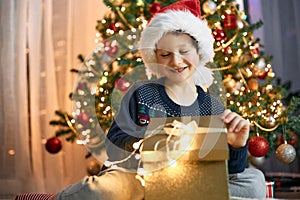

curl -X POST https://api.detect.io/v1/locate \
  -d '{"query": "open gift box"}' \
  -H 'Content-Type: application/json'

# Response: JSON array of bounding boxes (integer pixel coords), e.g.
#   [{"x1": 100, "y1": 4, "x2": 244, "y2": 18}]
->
[{"x1": 140, "y1": 116, "x2": 230, "y2": 200}]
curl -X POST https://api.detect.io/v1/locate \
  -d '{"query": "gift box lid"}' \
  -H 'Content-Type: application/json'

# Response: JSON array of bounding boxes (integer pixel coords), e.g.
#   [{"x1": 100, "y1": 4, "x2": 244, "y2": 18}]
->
[{"x1": 141, "y1": 116, "x2": 229, "y2": 162}]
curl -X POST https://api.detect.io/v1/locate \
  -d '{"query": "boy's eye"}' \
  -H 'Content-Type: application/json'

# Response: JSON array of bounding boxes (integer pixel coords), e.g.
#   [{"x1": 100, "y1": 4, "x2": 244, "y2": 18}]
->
[
  {"x1": 160, "y1": 53, "x2": 171, "y2": 57},
  {"x1": 180, "y1": 50, "x2": 189, "y2": 54}
]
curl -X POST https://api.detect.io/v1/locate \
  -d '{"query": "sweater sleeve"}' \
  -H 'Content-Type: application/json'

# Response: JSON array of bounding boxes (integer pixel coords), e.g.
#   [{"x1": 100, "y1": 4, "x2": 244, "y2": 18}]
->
[
  {"x1": 105, "y1": 84, "x2": 145, "y2": 162},
  {"x1": 227, "y1": 143, "x2": 248, "y2": 174}
]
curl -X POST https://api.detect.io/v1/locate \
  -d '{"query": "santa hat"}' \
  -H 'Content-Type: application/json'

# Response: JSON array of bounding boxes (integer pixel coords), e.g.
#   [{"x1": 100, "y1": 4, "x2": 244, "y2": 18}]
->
[{"x1": 139, "y1": 0, "x2": 215, "y2": 88}]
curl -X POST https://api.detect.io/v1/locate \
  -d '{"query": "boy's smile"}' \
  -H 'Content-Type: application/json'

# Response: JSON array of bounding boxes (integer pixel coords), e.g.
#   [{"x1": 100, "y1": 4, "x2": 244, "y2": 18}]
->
[{"x1": 155, "y1": 32, "x2": 199, "y2": 83}]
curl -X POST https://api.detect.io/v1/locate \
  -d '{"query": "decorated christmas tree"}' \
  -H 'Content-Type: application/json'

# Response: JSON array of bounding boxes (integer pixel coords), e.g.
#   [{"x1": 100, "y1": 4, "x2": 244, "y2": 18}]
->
[{"x1": 49, "y1": 0, "x2": 300, "y2": 167}]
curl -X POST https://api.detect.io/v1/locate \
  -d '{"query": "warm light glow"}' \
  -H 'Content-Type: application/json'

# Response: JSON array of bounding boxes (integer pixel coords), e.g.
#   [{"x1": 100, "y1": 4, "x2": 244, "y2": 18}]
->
[
  {"x1": 76, "y1": 101, "x2": 81, "y2": 108},
  {"x1": 119, "y1": 30, "x2": 124, "y2": 35},
  {"x1": 8, "y1": 149, "x2": 15, "y2": 155},
  {"x1": 133, "y1": 140, "x2": 143, "y2": 150}
]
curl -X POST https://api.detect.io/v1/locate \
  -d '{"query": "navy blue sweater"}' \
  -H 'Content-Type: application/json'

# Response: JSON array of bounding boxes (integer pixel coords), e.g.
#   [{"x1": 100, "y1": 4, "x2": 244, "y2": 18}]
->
[{"x1": 106, "y1": 78, "x2": 247, "y2": 174}]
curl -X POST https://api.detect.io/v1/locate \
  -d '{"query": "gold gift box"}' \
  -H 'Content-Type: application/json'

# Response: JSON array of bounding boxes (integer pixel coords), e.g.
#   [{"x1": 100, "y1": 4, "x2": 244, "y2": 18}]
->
[{"x1": 141, "y1": 116, "x2": 230, "y2": 200}]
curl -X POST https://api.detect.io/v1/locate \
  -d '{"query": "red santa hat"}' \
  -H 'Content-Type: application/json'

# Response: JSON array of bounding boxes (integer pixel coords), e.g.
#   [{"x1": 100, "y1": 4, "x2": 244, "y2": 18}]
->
[{"x1": 140, "y1": 0, "x2": 215, "y2": 88}]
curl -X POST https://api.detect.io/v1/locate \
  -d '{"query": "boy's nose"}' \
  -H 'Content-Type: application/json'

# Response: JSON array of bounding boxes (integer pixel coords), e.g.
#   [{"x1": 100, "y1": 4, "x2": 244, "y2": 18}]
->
[{"x1": 171, "y1": 53, "x2": 184, "y2": 67}]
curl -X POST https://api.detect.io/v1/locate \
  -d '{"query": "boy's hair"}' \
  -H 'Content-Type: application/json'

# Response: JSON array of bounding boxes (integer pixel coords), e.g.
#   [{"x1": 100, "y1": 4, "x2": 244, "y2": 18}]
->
[{"x1": 139, "y1": 0, "x2": 215, "y2": 88}]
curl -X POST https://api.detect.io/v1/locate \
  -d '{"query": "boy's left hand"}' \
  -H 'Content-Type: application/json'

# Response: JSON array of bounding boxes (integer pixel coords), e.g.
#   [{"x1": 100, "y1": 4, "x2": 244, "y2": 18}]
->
[{"x1": 220, "y1": 109, "x2": 250, "y2": 148}]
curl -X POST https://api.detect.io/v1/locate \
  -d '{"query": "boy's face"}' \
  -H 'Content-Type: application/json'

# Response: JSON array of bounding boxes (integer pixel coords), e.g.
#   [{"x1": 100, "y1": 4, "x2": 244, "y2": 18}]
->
[{"x1": 155, "y1": 32, "x2": 200, "y2": 83}]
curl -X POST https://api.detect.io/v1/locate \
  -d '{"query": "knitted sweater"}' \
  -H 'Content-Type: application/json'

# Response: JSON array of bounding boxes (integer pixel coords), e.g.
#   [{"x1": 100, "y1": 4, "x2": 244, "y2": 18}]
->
[{"x1": 106, "y1": 78, "x2": 247, "y2": 174}]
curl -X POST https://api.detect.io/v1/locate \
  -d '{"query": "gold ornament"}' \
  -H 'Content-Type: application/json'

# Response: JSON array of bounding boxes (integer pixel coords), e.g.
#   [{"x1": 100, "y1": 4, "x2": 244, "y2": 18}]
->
[
  {"x1": 276, "y1": 143, "x2": 296, "y2": 164},
  {"x1": 247, "y1": 78, "x2": 258, "y2": 91},
  {"x1": 202, "y1": 0, "x2": 217, "y2": 14},
  {"x1": 223, "y1": 75, "x2": 236, "y2": 92},
  {"x1": 261, "y1": 114, "x2": 277, "y2": 129},
  {"x1": 230, "y1": 55, "x2": 239, "y2": 64}
]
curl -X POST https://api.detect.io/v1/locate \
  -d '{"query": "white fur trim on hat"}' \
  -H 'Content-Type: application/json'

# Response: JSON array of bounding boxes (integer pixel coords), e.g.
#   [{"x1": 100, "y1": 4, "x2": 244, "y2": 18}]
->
[{"x1": 139, "y1": 10, "x2": 215, "y2": 88}]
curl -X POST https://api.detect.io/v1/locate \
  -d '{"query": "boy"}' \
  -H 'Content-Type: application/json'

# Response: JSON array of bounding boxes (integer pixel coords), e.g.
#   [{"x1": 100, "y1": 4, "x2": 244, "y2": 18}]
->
[{"x1": 56, "y1": 0, "x2": 266, "y2": 199}]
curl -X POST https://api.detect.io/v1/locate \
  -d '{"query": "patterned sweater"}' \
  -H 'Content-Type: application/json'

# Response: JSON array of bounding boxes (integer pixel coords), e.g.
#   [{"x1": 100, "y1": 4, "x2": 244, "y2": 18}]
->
[{"x1": 106, "y1": 78, "x2": 247, "y2": 174}]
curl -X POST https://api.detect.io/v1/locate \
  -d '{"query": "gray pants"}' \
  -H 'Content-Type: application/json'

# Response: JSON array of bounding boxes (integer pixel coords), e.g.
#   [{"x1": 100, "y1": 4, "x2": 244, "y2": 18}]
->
[{"x1": 56, "y1": 168, "x2": 266, "y2": 200}]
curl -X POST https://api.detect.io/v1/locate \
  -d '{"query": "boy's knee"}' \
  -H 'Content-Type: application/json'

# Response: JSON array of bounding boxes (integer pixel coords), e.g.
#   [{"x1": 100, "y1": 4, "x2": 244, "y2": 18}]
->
[
  {"x1": 247, "y1": 168, "x2": 267, "y2": 197},
  {"x1": 229, "y1": 168, "x2": 267, "y2": 198}
]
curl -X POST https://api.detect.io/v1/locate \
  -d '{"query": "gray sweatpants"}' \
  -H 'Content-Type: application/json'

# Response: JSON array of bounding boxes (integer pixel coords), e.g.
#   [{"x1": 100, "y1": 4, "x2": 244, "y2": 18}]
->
[{"x1": 56, "y1": 168, "x2": 266, "y2": 200}]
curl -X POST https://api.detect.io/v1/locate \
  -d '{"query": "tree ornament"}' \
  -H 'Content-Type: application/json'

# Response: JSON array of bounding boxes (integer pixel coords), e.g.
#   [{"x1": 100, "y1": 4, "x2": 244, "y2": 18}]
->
[
  {"x1": 223, "y1": 75, "x2": 236, "y2": 92},
  {"x1": 107, "y1": 45, "x2": 118, "y2": 57},
  {"x1": 86, "y1": 160, "x2": 101, "y2": 175},
  {"x1": 247, "y1": 78, "x2": 258, "y2": 91},
  {"x1": 104, "y1": 40, "x2": 119, "y2": 57},
  {"x1": 76, "y1": 82, "x2": 87, "y2": 91},
  {"x1": 45, "y1": 137, "x2": 62, "y2": 154},
  {"x1": 223, "y1": 13, "x2": 237, "y2": 29},
  {"x1": 255, "y1": 58, "x2": 268, "y2": 79},
  {"x1": 249, "y1": 155, "x2": 265, "y2": 167},
  {"x1": 77, "y1": 112, "x2": 90, "y2": 126},
  {"x1": 248, "y1": 136, "x2": 269, "y2": 157},
  {"x1": 257, "y1": 69, "x2": 269, "y2": 80},
  {"x1": 262, "y1": 114, "x2": 276, "y2": 129},
  {"x1": 108, "y1": 23, "x2": 119, "y2": 32},
  {"x1": 202, "y1": 0, "x2": 217, "y2": 14},
  {"x1": 256, "y1": 58, "x2": 266, "y2": 71},
  {"x1": 276, "y1": 143, "x2": 296, "y2": 164},
  {"x1": 278, "y1": 131, "x2": 299, "y2": 147},
  {"x1": 114, "y1": 77, "x2": 130, "y2": 92},
  {"x1": 286, "y1": 130, "x2": 298, "y2": 146},
  {"x1": 250, "y1": 47, "x2": 259, "y2": 58},
  {"x1": 223, "y1": 46, "x2": 232, "y2": 55},
  {"x1": 212, "y1": 29, "x2": 226, "y2": 42},
  {"x1": 149, "y1": 2, "x2": 163, "y2": 16}
]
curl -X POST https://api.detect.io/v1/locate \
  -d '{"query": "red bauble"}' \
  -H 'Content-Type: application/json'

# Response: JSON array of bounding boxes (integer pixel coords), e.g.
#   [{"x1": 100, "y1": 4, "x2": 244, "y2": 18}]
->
[
  {"x1": 251, "y1": 47, "x2": 259, "y2": 57},
  {"x1": 106, "y1": 45, "x2": 118, "y2": 57},
  {"x1": 149, "y1": 2, "x2": 163, "y2": 15},
  {"x1": 278, "y1": 131, "x2": 299, "y2": 147},
  {"x1": 223, "y1": 46, "x2": 232, "y2": 55},
  {"x1": 212, "y1": 29, "x2": 226, "y2": 42},
  {"x1": 257, "y1": 70, "x2": 268, "y2": 79},
  {"x1": 77, "y1": 112, "x2": 90, "y2": 125},
  {"x1": 115, "y1": 77, "x2": 130, "y2": 92},
  {"x1": 109, "y1": 23, "x2": 118, "y2": 32},
  {"x1": 248, "y1": 136, "x2": 269, "y2": 157},
  {"x1": 46, "y1": 137, "x2": 62, "y2": 154},
  {"x1": 287, "y1": 131, "x2": 298, "y2": 146},
  {"x1": 223, "y1": 14, "x2": 237, "y2": 29},
  {"x1": 76, "y1": 82, "x2": 87, "y2": 91}
]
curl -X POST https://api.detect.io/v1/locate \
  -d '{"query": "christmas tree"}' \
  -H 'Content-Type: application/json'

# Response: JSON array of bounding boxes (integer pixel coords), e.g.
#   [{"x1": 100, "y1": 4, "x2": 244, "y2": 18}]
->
[{"x1": 49, "y1": 0, "x2": 300, "y2": 165}]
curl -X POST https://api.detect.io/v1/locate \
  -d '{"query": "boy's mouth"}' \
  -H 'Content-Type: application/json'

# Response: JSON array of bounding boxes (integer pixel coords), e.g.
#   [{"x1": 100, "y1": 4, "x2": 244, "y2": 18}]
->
[{"x1": 168, "y1": 66, "x2": 188, "y2": 73}]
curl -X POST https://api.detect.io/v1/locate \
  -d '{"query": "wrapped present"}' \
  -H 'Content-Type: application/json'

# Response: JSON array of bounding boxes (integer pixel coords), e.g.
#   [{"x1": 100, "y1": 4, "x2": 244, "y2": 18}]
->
[
  {"x1": 265, "y1": 181, "x2": 274, "y2": 198},
  {"x1": 140, "y1": 116, "x2": 229, "y2": 200}
]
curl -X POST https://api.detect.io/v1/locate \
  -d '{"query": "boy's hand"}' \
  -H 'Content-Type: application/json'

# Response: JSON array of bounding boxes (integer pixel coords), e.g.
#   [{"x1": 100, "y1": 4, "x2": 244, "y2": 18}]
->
[{"x1": 220, "y1": 109, "x2": 250, "y2": 148}]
